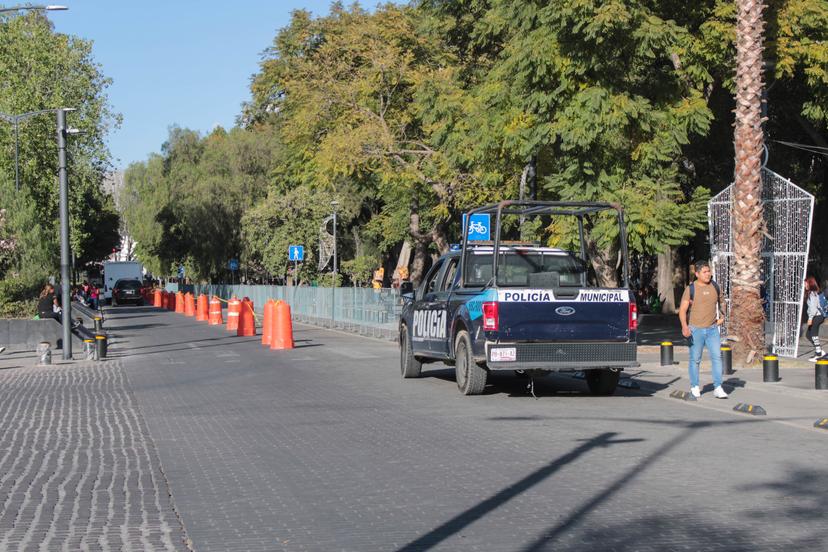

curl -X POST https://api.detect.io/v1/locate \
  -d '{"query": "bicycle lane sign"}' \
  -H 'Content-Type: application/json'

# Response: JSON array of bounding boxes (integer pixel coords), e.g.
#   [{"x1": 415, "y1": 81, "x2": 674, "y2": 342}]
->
[{"x1": 462, "y1": 213, "x2": 490, "y2": 241}]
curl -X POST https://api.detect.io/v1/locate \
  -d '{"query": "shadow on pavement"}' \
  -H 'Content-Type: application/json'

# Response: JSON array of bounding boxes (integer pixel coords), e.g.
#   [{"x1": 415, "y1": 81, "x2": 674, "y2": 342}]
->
[
  {"x1": 420, "y1": 368, "x2": 669, "y2": 398},
  {"x1": 396, "y1": 432, "x2": 644, "y2": 552}
]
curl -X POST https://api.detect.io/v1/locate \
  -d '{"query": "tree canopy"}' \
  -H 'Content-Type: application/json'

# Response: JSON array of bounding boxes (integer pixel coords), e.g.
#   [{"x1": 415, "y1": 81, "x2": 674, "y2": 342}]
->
[
  {"x1": 0, "y1": 12, "x2": 121, "y2": 284},
  {"x1": 121, "y1": 0, "x2": 828, "y2": 288}
]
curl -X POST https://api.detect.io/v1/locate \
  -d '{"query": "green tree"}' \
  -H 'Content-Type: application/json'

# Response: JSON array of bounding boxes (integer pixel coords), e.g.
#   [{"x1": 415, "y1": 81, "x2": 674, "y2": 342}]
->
[{"x1": 0, "y1": 12, "x2": 120, "y2": 282}]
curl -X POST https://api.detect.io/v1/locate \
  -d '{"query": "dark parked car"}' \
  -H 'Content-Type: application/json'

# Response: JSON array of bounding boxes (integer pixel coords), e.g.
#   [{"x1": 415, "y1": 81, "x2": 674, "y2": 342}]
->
[{"x1": 112, "y1": 278, "x2": 144, "y2": 306}]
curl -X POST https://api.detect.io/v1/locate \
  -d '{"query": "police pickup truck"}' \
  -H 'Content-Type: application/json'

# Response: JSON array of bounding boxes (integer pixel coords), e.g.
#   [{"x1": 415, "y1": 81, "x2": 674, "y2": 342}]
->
[{"x1": 399, "y1": 201, "x2": 638, "y2": 395}]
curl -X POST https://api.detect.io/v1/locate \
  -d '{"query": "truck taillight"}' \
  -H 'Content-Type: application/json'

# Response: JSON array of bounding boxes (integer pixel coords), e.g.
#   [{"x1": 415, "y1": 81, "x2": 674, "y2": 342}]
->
[
  {"x1": 629, "y1": 301, "x2": 638, "y2": 331},
  {"x1": 482, "y1": 302, "x2": 499, "y2": 331}
]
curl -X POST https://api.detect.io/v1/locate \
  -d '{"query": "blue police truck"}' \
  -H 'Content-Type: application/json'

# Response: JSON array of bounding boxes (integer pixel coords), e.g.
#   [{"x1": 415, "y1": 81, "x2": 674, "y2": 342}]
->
[{"x1": 399, "y1": 201, "x2": 638, "y2": 395}]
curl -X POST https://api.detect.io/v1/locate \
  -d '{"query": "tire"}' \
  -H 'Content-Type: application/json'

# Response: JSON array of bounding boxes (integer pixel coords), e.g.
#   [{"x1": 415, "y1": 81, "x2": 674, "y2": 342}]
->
[
  {"x1": 454, "y1": 331, "x2": 487, "y2": 395},
  {"x1": 585, "y1": 369, "x2": 620, "y2": 396},
  {"x1": 137, "y1": 299, "x2": 144, "y2": 307},
  {"x1": 400, "y1": 325, "x2": 422, "y2": 379}
]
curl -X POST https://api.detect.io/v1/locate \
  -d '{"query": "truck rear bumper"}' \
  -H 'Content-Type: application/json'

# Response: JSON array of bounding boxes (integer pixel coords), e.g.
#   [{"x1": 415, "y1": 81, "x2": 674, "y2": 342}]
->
[{"x1": 484, "y1": 341, "x2": 638, "y2": 371}]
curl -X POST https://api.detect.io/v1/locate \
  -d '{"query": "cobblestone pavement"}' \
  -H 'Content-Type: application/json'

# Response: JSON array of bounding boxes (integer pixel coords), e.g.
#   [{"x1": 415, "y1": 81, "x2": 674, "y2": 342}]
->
[
  {"x1": 0, "y1": 361, "x2": 190, "y2": 551},
  {"x1": 3, "y1": 305, "x2": 828, "y2": 552},
  {"x1": 105, "y1": 307, "x2": 828, "y2": 552}
]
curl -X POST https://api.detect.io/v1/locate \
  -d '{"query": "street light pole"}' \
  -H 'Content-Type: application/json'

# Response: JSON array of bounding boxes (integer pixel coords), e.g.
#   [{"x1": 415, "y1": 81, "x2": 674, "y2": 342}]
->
[
  {"x1": 1, "y1": 109, "x2": 66, "y2": 192},
  {"x1": 331, "y1": 200, "x2": 339, "y2": 327},
  {"x1": 57, "y1": 108, "x2": 71, "y2": 360}
]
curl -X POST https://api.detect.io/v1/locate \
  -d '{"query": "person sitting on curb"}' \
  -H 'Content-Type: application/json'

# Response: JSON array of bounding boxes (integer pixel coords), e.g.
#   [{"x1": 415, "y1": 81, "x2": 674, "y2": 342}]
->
[
  {"x1": 36, "y1": 284, "x2": 61, "y2": 322},
  {"x1": 678, "y1": 261, "x2": 729, "y2": 399}
]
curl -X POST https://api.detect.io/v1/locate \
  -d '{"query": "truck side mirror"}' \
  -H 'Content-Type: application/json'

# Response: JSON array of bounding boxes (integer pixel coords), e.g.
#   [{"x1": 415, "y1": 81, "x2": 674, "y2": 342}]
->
[{"x1": 400, "y1": 281, "x2": 414, "y2": 298}]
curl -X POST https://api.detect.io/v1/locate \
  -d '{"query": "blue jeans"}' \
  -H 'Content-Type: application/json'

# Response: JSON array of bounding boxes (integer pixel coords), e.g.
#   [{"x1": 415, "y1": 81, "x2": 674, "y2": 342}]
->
[{"x1": 688, "y1": 325, "x2": 723, "y2": 389}]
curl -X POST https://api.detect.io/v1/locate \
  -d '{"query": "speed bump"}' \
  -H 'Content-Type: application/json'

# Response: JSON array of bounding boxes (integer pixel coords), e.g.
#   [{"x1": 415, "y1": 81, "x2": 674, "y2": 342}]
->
[
  {"x1": 814, "y1": 418, "x2": 828, "y2": 430},
  {"x1": 733, "y1": 402, "x2": 766, "y2": 416},
  {"x1": 670, "y1": 390, "x2": 697, "y2": 402}
]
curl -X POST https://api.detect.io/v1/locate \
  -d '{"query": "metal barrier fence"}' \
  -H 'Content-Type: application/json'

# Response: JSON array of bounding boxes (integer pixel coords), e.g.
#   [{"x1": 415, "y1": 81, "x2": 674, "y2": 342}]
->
[{"x1": 164, "y1": 283, "x2": 402, "y2": 341}]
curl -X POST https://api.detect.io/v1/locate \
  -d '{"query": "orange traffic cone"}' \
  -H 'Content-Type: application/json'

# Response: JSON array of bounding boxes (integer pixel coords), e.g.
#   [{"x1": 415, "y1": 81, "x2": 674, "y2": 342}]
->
[
  {"x1": 153, "y1": 289, "x2": 162, "y2": 307},
  {"x1": 209, "y1": 296, "x2": 223, "y2": 325},
  {"x1": 226, "y1": 296, "x2": 241, "y2": 331},
  {"x1": 238, "y1": 297, "x2": 256, "y2": 337},
  {"x1": 262, "y1": 300, "x2": 275, "y2": 346},
  {"x1": 184, "y1": 292, "x2": 196, "y2": 316},
  {"x1": 196, "y1": 294, "x2": 208, "y2": 321},
  {"x1": 271, "y1": 300, "x2": 294, "y2": 350},
  {"x1": 175, "y1": 291, "x2": 185, "y2": 313}
]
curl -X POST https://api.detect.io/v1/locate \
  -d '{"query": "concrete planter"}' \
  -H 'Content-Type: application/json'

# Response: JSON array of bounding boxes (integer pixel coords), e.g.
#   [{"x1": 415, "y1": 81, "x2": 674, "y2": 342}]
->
[{"x1": 0, "y1": 318, "x2": 79, "y2": 351}]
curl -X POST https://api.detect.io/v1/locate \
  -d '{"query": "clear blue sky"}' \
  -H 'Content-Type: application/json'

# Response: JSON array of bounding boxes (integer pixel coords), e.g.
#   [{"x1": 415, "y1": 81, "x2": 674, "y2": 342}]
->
[{"x1": 51, "y1": 1, "x2": 363, "y2": 170}]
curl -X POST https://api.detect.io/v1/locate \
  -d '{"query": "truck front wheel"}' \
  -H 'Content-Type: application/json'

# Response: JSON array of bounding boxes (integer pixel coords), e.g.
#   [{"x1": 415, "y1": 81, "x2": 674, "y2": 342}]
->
[
  {"x1": 585, "y1": 369, "x2": 620, "y2": 396},
  {"x1": 454, "y1": 331, "x2": 487, "y2": 395},
  {"x1": 400, "y1": 325, "x2": 422, "y2": 379}
]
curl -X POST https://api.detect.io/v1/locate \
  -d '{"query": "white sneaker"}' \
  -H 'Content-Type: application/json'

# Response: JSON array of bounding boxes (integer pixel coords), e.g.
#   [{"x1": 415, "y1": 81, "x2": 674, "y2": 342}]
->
[
  {"x1": 713, "y1": 386, "x2": 729, "y2": 399},
  {"x1": 808, "y1": 355, "x2": 822, "y2": 362},
  {"x1": 690, "y1": 386, "x2": 701, "y2": 398},
  {"x1": 0, "y1": 347, "x2": 5, "y2": 354}
]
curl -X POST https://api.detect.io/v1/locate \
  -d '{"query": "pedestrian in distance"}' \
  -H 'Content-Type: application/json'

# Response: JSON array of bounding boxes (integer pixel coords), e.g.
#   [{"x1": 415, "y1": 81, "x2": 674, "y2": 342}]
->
[
  {"x1": 36, "y1": 284, "x2": 61, "y2": 322},
  {"x1": 678, "y1": 261, "x2": 729, "y2": 399},
  {"x1": 804, "y1": 276, "x2": 827, "y2": 361},
  {"x1": 89, "y1": 284, "x2": 99, "y2": 310}
]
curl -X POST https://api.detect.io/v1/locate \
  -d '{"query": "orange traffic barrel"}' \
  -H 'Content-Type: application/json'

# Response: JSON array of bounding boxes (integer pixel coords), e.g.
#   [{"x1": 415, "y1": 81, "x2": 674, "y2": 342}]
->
[
  {"x1": 184, "y1": 292, "x2": 196, "y2": 317},
  {"x1": 238, "y1": 297, "x2": 256, "y2": 336},
  {"x1": 226, "y1": 296, "x2": 241, "y2": 331},
  {"x1": 262, "y1": 300, "x2": 275, "y2": 346},
  {"x1": 209, "y1": 296, "x2": 223, "y2": 325},
  {"x1": 161, "y1": 291, "x2": 169, "y2": 309},
  {"x1": 153, "y1": 289, "x2": 162, "y2": 307},
  {"x1": 196, "y1": 294, "x2": 208, "y2": 321},
  {"x1": 271, "y1": 300, "x2": 294, "y2": 350},
  {"x1": 175, "y1": 291, "x2": 185, "y2": 313}
]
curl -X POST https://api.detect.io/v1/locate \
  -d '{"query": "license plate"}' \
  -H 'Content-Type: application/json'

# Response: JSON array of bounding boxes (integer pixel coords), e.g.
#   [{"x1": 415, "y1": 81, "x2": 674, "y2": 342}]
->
[
  {"x1": 125, "y1": 290, "x2": 134, "y2": 295},
  {"x1": 490, "y1": 347, "x2": 516, "y2": 362}
]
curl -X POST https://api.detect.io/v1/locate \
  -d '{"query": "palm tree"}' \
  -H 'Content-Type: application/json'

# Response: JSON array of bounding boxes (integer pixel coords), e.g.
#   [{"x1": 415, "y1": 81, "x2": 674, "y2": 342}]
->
[{"x1": 730, "y1": 0, "x2": 767, "y2": 364}]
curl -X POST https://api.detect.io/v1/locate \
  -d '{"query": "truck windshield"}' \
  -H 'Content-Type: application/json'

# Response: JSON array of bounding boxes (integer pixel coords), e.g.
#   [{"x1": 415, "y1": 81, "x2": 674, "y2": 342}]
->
[{"x1": 464, "y1": 250, "x2": 589, "y2": 288}]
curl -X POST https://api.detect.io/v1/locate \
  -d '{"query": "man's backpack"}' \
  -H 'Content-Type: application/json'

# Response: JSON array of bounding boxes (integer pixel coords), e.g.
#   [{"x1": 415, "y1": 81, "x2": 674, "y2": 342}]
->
[{"x1": 689, "y1": 280, "x2": 721, "y2": 303}]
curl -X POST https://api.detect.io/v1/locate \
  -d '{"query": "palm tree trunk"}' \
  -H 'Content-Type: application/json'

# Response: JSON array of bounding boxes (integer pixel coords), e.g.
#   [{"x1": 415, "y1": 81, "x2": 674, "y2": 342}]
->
[{"x1": 731, "y1": 0, "x2": 767, "y2": 364}]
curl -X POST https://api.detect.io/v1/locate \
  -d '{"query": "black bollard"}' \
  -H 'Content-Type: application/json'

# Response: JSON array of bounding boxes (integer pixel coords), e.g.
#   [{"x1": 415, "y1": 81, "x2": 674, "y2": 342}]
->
[
  {"x1": 721, "y1": 346, "x2": 733, "y2": 375},
  {"x1": 816, "y1": 359, "x2": 828, "y2": 390},
  {"x1": 95, "y1": 334, "x2": 107, "y2": 360},
  {"x1": 94, "y1": 316, "x2": 103, "y2": 332},
  {"x1": 660, "y1": 341, "x2": 674, "y2": 366},
  {"x1": 763, "y1": 355, "x2": 779, "y2": 382}
]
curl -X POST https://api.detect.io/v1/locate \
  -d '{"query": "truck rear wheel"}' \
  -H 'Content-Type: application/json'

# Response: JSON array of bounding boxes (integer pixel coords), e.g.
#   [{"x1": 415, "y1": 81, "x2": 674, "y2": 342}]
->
[
  {"x1": 585, "y1": 369, "x2": 620, "y2": 396},
  {"x1": 400, "y1": 325, "x2": 422, "y2": 379},
  {"x1": 455, "y1": 331, "x2": 486, "y2": 395}
]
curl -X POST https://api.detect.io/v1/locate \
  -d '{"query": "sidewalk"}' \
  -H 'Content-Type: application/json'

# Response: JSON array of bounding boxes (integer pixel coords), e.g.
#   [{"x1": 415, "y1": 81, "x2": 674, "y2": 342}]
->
[{"x1": 625, "y1": 346, "x2": 828, "y2": 434}]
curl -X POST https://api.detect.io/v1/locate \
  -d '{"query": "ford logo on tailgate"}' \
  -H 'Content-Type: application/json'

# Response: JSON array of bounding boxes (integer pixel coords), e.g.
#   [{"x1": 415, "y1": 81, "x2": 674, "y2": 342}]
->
[{"x1": 555, "y1": 306, "x2": 576, "y2": 316}]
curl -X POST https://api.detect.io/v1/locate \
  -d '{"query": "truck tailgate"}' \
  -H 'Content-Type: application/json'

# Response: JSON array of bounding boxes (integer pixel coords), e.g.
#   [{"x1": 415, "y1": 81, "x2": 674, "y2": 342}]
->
[{"x1": 495, "y1": 289, "x2": 631, "y2": 341}]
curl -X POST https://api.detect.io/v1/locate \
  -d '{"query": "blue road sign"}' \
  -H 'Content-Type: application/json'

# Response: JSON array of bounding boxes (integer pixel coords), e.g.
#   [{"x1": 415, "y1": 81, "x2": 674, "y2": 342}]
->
[
  {"x1": 289, "y1": 245, "x2": 304, "y2": 262},
  {"x1": 228, "y1": 259, "x2": 239, "y2": 271},
  {"x1": 463, "y1": 213, "x2": 491, "y2": 241}
]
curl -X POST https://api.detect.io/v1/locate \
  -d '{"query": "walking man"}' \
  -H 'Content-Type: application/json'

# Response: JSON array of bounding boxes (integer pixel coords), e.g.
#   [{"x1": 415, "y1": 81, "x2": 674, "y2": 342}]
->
[{"x1": 678, "y1": 261, "x2": 729, "y2": 399}]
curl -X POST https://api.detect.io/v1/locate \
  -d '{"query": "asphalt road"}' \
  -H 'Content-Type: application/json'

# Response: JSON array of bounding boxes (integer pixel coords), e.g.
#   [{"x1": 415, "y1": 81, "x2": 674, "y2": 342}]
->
[
  {"x1": 2, "y1": 305, "x2": 827, "y2": 552},
  {"x1": 94, "y1": 305, "x2": 828, "y2": 552}
]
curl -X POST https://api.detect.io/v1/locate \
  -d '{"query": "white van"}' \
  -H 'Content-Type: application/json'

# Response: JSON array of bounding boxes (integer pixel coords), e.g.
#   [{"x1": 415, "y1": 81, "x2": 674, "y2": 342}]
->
[{"x1": 102, "y1": 261, "x2": 144, "y2": 302}]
